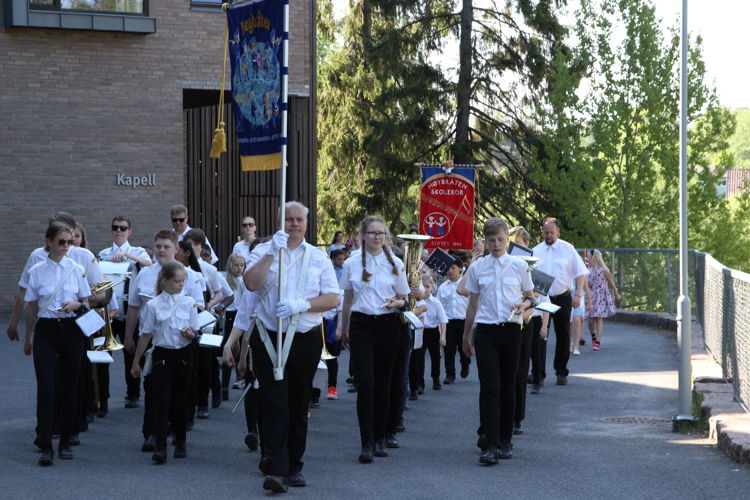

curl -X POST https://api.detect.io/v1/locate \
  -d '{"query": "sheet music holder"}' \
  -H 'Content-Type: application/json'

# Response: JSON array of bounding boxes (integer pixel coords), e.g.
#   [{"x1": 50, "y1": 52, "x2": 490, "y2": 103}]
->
[
  {"x1": 197, "y1": 310, "x2": 217, "y2": 331},
  {"x1": 530, "y1": 268, "x2": 555, "y2": 296},
  {"x1": 509, "y1": 241, "x2": 533, "y2": 258},
  {"x1": 424, "y1": 248, "x2": 458, "y2": 276},
  {"x1": 535, "y1": 302, "x2": 561, "y2": 314},
  {"x1": 87, "y1": 351, "x2": 114, "y2": 364},
  {"x1": 199, "y1": 333, "x2": 223, "y2": 348}
]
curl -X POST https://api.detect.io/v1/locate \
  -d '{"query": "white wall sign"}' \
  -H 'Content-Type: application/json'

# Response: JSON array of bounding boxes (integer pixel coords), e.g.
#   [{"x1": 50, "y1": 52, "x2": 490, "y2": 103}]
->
[{"x1": 116, "y1": 173, "x2": 156, "y2": 189}]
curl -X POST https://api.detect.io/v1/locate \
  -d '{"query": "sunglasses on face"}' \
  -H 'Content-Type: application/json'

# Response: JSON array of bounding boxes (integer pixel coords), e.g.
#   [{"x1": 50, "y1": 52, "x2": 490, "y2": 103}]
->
[
  {"x1": 365, "y1": 232, "x2": 387, "y2": 238},
  {"x1": 242, "y1": 222, "x2": 255, "y2": 227},
  {"x1": 111, "y1": 225, "x2": 130, "y2": 232},
  {"x1": 58, "y1": 239, "x2": 75, "y2": 246},
  {"x1": 171, "y1": 218, "x2": 186, "y2": 223}
]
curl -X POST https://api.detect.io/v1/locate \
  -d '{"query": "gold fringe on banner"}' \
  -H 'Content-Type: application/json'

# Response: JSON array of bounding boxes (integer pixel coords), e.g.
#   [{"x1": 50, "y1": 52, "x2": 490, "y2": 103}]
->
[
  {"x1": 241, "y1": 153, "x2": 283, "y2": 171},
  {"x1": 210, "y1": 10, "x2": 229, "y2": 159}
]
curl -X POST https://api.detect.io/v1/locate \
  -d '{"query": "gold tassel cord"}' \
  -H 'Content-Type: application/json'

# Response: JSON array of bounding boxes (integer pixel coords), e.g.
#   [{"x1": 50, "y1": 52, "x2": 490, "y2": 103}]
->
[{"x1": 211, "y1": 10, "x2": 229, "y2": 159}]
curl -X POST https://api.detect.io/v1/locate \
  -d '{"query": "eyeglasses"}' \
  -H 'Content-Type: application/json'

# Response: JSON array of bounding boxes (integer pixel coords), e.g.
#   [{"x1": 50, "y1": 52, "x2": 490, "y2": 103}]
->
[
  {"x1": 171, "y1": 217, "x2": 186, "y2": 223},
  {"x1": 365, "y1": 231, "x2": 387, "y2": 238},
  {"x1": 111, "y1": 225, "x2": 130, "y2": 232},
  {"x1": 242, "y1": 222, "x2": 255, "y2": 227},
  {"x1": 57, "y1": 239, "x2": 75, "y2": 246}
]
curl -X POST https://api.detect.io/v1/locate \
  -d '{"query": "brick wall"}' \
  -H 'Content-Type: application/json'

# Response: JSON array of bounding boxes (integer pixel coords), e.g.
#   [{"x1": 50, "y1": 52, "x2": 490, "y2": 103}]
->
[{"x1": 0, "y1": 0, "x2": 314, "y2": 313}]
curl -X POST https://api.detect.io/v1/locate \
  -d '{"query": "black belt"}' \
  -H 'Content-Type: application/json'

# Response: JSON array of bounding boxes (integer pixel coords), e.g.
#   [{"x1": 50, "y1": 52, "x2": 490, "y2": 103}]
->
[
  {"x1": 351, "y1": 311, "x2": 399, "y2": 322},
  {"x1": 37, "y1": 317, "x2": 76, "y2": 323},
  {"x1": 550, "y1": 290, "x2": 571, "y2": 299}
]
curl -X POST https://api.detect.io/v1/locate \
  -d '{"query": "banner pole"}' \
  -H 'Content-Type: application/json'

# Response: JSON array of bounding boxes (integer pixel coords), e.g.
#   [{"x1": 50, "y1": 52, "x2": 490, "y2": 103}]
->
[{"x1": 273, "y1": 0, "x2": 290, "y2": 381}]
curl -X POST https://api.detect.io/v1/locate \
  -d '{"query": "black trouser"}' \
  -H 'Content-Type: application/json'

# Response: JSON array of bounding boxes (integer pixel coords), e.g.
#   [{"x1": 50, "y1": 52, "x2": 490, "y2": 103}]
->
[
  {"x1": 194, "y1": 341, "x2": 212, "y2": 410},
  {"x1": 250, "y1": 325, "x2": 321, "y2": 477},
  {"x1": 422, "y1": 327, "x2": 442, "y2": 383},
  {"x1": 530, "y1": 316, "x2": 547, "y2": 384},
  {"x1": 409, "y1": 344, "x2": 425, "y2": 394},
  {"x1": 444, "y1": 319, "x2": 469, "y2": 378},
  {"x1": 349, "y1": 312, "x2": 401, "y2": 446},
  {"x1": 387, "y1": 322, "x2": 411, "y2": 434},
  {"x1": 515, "y1": 320, "x2": 534, "y2": 425},
  {"x1": 33, "y1": 318, "x2": 84, "y2": 450},
  {"x1": 77, "y1": 351, "x2": 91, "y2": 431},
  {"x1": 116, "y1": 319, "x2": 140, "y2": 400},
  {"x1": 221, "y1": 310, "x2": 238, "y2": 389},
  {"x1": 325, "y1": 356, "x2": 338, "y2": 388},
  {"x1": 550, "y1": 292, "x2": 573, "y2": 376},
  {"x1": 474, "y1": 322, "x2": 522, "y2": 447},
  {"x1": 151, "y1": 345, "x2": 193, "y2": 449}
]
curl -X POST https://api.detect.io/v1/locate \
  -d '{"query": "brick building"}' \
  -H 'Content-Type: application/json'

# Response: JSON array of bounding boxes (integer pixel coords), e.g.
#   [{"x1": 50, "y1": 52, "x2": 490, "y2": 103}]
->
[{"x1": 0, "y1": 0, "x2": 317, "y2": 313}]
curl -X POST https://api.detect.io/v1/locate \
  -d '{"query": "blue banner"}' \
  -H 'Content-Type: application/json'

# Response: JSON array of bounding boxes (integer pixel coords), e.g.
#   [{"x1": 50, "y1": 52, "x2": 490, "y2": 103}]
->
[{"x1": 227, "y1": 0, "x2": 284, "y2": 171}]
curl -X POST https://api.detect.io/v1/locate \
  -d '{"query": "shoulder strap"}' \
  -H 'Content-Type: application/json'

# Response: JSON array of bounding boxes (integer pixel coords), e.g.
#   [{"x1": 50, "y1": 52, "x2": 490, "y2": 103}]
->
[
  {"x1": 260, "y1": 249, "x2": 306, "y2": 300},
  {"x1": 38, "y1": 265, "x2": 78, "y2": 317},
  {"x1": 152, "y1": 297, "x2": 183, "y2": 345}
]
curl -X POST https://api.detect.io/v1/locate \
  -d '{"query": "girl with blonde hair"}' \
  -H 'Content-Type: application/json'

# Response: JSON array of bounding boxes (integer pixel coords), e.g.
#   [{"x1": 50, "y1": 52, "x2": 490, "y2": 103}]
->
[{"x1": 584, "y1": 250, "x2": 622, "y2": 350}]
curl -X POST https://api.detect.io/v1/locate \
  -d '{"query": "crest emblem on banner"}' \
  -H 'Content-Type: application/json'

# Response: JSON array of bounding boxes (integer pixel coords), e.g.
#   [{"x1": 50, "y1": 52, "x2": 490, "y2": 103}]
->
[{"x1": 419, "y1": 167, "x2": 475, "y2": 250}]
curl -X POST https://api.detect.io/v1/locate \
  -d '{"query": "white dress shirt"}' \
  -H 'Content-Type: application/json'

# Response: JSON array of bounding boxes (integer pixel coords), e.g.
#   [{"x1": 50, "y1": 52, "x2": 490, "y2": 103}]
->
[
  {"x1": 225, "y1": 277, "x2": 245, "y2": 313},
  {"x1": 176, "y1": 225, "x2": 218, "y2": 264},
  {"x1": 247, "y1": 240, "x2": 339, "y2": 333},
  {"x1": 98, "y1": 241, "x2": 149, "y2": 264},
  {"x1": 20, "y1": 246, "x2": 103, "y2": 289},
  {"x1": 232, "y1": 240, "x2": 254, "y2": 264},
  {"x1": 127, "y1": 262, "x2": 206, "y2": 309},
  {"x1": 436, "y1": 276, "x2": 469, "y2": 320},
  {"x1": 340, "y1": 250, "x2": 410, "y2": 315},
  {"x1": 232, "y1": 287, "x2": 258, "y2": 332},
  {"x1": 25, "y1": 256, "x2": 91, "y2": 318},
  {"x1": 531, "y1": 239, "x2": 588, "y2": 297},
  {"x1": 139, "y1": 293, "x2": 199, "y2": 349},
  {"x1": 421, "y1": 295, "x2": 448, "y2": 329},
  {"x1": 198, "y1": 260, "x2": 223, "y2": 294},
  {"x1": 464, "y1": 253, "x2": 534, "y2": 325}
]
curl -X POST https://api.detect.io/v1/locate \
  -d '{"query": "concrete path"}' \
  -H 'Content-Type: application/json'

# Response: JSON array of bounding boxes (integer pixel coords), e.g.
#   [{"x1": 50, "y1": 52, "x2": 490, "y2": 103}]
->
[{"x1": 1, "y1": 317, "x2": 748, "y2": 499}]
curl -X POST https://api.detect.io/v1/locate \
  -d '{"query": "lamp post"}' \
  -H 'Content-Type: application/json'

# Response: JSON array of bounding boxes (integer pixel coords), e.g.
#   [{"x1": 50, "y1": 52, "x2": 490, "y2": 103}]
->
[{"x1": 674, "y1": 0, "x2": 696, "y2": 429}]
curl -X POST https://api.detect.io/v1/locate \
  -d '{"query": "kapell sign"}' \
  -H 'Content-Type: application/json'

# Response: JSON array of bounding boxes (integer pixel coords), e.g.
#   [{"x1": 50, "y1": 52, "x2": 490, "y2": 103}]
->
[{"x1": 116, "y1": 173, "x2": 156, "y2": 189}]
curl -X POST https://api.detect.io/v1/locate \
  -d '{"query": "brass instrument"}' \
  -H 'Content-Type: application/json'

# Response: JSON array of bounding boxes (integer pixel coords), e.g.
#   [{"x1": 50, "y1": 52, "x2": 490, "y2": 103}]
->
[
  {"x1": 397, "y1": 234, "x2": 432, "y2": 311},
  {"x1": 320, "y1": 320, "x2": 335, "y2": 361},
  {"x1": 90, "y1": 280, "x2": 125, "y2": 352}
]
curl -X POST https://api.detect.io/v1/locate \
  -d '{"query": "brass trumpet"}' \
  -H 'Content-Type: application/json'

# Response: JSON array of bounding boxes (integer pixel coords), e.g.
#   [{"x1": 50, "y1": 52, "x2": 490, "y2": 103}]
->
[
  {"x1": 397, "y1": 234, "x2": 432, "y2": 311},
  {"x1": 320, "y1": 319, "x2": 335, "y2": 361},
  {"x1": 90, "y1": 281, "x2": 124, "y2": 352}
]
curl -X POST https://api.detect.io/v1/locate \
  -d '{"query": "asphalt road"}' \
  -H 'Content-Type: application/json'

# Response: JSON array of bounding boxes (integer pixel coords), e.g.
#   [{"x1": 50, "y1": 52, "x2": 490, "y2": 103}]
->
[{"x1": 1, "y1": 317, "x2": 748, "y2": 499}]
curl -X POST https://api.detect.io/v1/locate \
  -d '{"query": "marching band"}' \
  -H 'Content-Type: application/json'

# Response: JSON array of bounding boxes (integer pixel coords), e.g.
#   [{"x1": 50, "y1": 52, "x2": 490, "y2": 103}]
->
[{"x1": 8, "y1": 205, "x2": 570, "y2": 492}]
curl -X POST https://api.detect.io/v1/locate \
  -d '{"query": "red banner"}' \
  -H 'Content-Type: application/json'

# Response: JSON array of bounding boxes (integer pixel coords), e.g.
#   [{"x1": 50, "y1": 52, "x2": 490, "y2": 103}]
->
[{"x1": 419, "y1": 167, "x2": 475, "y2": 250}]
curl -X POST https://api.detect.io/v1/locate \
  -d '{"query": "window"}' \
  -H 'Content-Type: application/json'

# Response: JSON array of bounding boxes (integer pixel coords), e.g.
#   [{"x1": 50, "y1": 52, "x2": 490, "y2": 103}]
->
[
  {"x1": 29, "y1": 1, "x2": 148, "y2": 15},
  {"x1": 191, "y1": 0, "x2": 224, "y2": 10}
]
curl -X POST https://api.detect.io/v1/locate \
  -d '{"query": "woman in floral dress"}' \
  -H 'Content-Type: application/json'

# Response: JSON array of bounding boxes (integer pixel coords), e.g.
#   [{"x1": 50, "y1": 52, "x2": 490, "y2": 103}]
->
[{"x1": 584, "y1": 250, "x2": 622, "y2": 350}]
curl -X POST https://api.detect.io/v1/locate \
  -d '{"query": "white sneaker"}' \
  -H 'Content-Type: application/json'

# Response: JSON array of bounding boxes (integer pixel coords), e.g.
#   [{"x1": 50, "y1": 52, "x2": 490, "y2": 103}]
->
[{"x1": 573, "y1": 349, "x2": 581, "y2": 356}]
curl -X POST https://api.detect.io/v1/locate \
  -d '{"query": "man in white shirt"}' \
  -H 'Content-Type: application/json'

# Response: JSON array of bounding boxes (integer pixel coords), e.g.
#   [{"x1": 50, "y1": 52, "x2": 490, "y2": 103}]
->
[
  {"x1": 531, "y1": 217, "x2": 588, "y2": 386},
  {"x1": 170, "y1": 204, "x2": 218, "y2": 264},
  {"x1": 244, "y1": 201, "x2": 339, "y2": 493}
]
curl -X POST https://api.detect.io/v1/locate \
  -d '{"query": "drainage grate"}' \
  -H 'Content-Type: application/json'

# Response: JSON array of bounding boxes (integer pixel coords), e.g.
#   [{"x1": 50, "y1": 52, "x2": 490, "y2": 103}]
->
[{"x1": 602, "y1": 417, "x2": 673, "y2": 424}]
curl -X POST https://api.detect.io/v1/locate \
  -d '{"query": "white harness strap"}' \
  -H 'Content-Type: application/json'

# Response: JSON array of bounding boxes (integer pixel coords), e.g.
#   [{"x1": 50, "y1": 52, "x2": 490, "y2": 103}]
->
[
  {"x1": 255, "y1": 244, "x2": 313, "y2": 380},
  {"x1": 38, "y1": 265, "x2": 76, "y2": 317}
]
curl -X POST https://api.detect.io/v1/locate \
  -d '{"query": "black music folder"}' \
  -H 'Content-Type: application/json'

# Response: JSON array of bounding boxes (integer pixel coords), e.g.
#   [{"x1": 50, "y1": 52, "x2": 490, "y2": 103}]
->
[
  {"x1": 424, "y1": 248, "x2": 458, "y2": 276},
  {"x1": 530, "y1": 268, "x2": 555, "y2": 296}
]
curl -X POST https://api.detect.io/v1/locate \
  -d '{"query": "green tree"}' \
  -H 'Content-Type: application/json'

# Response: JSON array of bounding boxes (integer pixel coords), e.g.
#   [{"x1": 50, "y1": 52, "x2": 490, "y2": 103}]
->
[{"x1": 727, "y1": 108, "x2": 750, "y2": 169}]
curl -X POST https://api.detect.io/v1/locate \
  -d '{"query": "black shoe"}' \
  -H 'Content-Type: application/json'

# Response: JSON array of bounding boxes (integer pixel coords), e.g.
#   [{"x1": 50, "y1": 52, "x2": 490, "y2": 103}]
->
[
  {"x1": 476, "y1": 434, "x2": 488, "y2": 451},
  {"x1": 212, "y1": 397, "x2": 221, "y2": 409},
  {"x1": 444, "y1": 376, "x2": 455, "y2": 385},
  {"x1": 347, "y1": 385, "x2": 358, "y2": 393},
  {"x1": 287, "y1": 470, "x2": 306, "y2": 487},
  {"x1": 527, "y1": 374, "x2": 534, "y2": 384},
  {"x1": 174, "y1": 442, "x2": 187, "y2": 458},
  {"x1": 152, "y1": 448, "x2": 167, "y2": 464},
  {"x1": 96, "y1": 401, "x2": 108, "y2": 418},
  {"x1": 244, "y1": 432, "x2": 259, "y2": 451},
  {"x1": 374, "y1": 439, "x2": 388, "y2": 457},
  {"x1": 530, "y1": 384, "x2": 541, "y2": 394},
  {"x1": 433, "y1": 381, "x2": 442, "y2": 390},
  {"x1": 460, "y1": 365, "x2": 470, "y2": 379},
  {"x1": 408, "y1": 392, "x2": 418, "y2": 401},
  {"x1": 124, "y1": 397, "x2": 139, "y2": 409},
  {"x1": 141, "y1": 434, "x2": 157, "y2": 452},
  {"x1": 33, "y1": 436, "x2": 43, "y2": 450},
  {"x1": 222, "y1": 387, "x2": 229, "y2": 401},
  {"x1": 556, "y1": 375, "x2": 568, "y2": 386},
  {"x1": 197, "y1": 407, "x2": 210, "y2": 419},
  {"x1": 498, "y1": 441, "x2": 513, "y2": 459},
  {"x1": 579, "y1": 338, "x2": 586, "y2": 346},
  {"x1": 310, "y1": 394, "x2": 320, "y2": 408},
  {"x1": 479, "y1": 446, "x2": 499, "y2": 465},
  {"x1": 67, "y1": 433, "x2": 80, "y2": 446},
  {"x1": 58, "y1": 444, "x2": 73, "y2": 460},
  {"x1": 513, "y1": 423, "x2": 523, "y2": 435},
  {"x1": 394, "y1": 419, "x2": 405, "y2": 433},
  {"x1": 346, "y1": 377, "x2": 355, "y2": 384},
  {"x1": 359, "y1": 445, "x2": 374, "y2": 463},
  {"x1": 385, "y1": 433, "x2": 400, "y2": 448},
  {"x1": 259, "y1": 456, "x2": 271, "y2": 474},
  {"x1": 263, "y1": 474, "x2": 288, "y2": 493},
  {"x1": 38, "y1": 449, "x2": 54, "y2": 466}
]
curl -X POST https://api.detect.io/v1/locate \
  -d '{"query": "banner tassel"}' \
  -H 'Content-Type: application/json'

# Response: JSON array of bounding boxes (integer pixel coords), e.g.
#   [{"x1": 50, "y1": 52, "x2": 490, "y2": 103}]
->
[{"x1": 211, "y1": 8, "x2": 230, "y2": 159}]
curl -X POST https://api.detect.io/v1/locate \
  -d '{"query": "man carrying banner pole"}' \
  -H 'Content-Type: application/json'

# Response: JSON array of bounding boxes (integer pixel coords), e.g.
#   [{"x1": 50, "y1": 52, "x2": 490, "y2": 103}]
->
[{"x1": 244, "y1": 202, "x2": 338, "y2": 492}]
